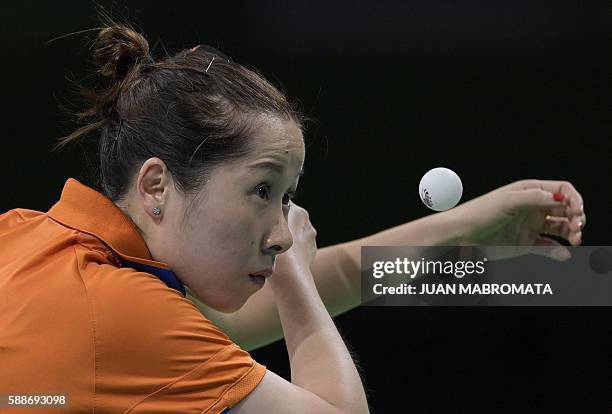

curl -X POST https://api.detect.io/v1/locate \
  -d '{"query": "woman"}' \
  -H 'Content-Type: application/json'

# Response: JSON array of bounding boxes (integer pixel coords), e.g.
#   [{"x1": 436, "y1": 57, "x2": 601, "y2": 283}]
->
[{"x1": 0, "y1": 22, "x2": 585, "y2": 413}]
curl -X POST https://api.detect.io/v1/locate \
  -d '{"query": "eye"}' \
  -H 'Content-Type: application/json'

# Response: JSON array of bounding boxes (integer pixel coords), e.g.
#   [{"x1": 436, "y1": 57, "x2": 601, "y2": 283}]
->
[
  {"x1": 256, "y1": 185, "x2": 297, "y2": 206},
  {"x1": 256, "y1": 185, "x2": 271, "y2": 201}
]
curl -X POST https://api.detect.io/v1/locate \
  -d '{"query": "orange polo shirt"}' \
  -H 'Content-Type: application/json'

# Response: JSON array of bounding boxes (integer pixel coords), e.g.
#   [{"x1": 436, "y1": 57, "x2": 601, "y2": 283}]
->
[{"x1": 0, "y1": 178, "x2": 266, "y2": 413}]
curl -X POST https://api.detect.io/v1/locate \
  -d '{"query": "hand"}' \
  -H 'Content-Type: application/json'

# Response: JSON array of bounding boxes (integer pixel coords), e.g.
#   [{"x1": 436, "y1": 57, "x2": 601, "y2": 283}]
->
[
  {"x1": 451, "y1": 179, "x2": 586, "y2": 260},
  {"x1": 274, "y1": 201, "x2": 318, "y2": 277}
]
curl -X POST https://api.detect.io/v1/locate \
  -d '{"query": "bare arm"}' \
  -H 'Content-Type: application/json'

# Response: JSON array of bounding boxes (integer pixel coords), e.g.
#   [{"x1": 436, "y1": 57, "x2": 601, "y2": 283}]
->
[
  {"x1": 193, "y1": 178, "x2": 588, "y2": 350},
  {"x1": 230, "y1": 203, "x2": 369, "y2": 413},
  {"x1": 190, "y1": 209, "x2": 465, "y2": 351}
]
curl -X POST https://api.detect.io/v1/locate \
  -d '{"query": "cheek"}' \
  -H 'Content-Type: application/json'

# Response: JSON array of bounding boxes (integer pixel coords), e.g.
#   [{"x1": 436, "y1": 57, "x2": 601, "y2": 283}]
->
[
  {"x1": 186, "y1": 210, "x2": 259, "y2": 263},
  {"x1": 209, "y1": 221, "x2": 254, "y2": 255},
  {"x1": 176, "y1": 212, "x2": 263, "y2": 312}
]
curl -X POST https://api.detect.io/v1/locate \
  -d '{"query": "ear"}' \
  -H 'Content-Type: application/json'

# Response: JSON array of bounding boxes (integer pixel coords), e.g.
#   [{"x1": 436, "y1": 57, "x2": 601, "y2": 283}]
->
[{"x1": 136, "y1": 157, "x2": 172, "y2": 221}]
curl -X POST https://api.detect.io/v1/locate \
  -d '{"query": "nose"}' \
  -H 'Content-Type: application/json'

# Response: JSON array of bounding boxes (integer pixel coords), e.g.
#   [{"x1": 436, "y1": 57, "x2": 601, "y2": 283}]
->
[{"x1": 263, "y1": 213, "x2": 293, "y2": 256}]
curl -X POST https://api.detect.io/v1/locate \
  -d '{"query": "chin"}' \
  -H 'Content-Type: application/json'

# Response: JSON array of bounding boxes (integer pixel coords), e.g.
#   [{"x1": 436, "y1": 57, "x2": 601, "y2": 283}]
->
[
  {"x1": 190, "y1": 289, "x2": 248, "y2": 314},
  {"x1": 214, "y1": 301, "x2": 245, "y2": 314}
]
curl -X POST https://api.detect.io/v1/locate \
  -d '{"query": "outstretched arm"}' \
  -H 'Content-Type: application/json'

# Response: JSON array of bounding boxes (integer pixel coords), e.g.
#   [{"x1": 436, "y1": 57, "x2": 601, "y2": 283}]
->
[{"x1": 190, "y1": 179, "x2": 586, "y2": 351}]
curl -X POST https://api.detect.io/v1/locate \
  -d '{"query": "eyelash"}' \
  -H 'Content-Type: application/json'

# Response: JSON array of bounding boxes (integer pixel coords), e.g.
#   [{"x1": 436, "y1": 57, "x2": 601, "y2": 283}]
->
[{"x1": 256, "y1": 185, "x2": 297, "y2": 206}]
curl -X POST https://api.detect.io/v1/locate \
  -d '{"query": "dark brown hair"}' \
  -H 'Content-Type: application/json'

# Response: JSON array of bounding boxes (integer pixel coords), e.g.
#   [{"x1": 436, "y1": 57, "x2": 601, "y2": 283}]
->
[{"x1": 55, "y1": 21, "x2": 303, "y2": 203}]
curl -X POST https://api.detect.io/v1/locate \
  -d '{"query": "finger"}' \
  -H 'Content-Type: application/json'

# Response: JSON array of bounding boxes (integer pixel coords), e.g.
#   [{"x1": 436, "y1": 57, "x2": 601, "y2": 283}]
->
[
  {"x1": 546, "y1": 203, "x2": 586, "y2": 233},
  {"x1": 507, "y1": 189, "x2": 584, "y2": 245},
  {"x1": 547, "y1": 205, "x2": 572, "y2": 217},
  {"x1": 545, "y1": 200, "x2": 586, "y2": 233},
  {"x1": 520, "y1": 180, "x2": 584, "y2": 217},
  {"x1": 542, "y1": 216, "x2": 572, "y2": 240},
  {"x1": 566, "y1": 203, "x2": 586, "y2": 231},
  {"x1": 502, "y1": 180, "x2": 586, "y2": 235},
  {"x1": 545, "y1": 205, "x2": 586, "y2": 232},
  {"x1": 566, "y1": 208, "x2": 586, "y2": 233},
  {"x1": 548, "y1": 207, "x2": 586, "y2": 233},
  {"x1": 508, "y1": 189, "x2": 569, "y2": 210},
  {"x1": 544, "y1": 215, "x2": 583, "y2": 245},
  {"x1": 543, "y1": 216, "x2": 582, "y2": 245},
  {"x1": 532, "y1": 236, "x2": 572, "y2": 261},
  {"x1": 547, "y1": 208, "x2": 586, "y2": 233},
  {"x1": 557, "y1": 182, "x2": 584, "y2": 218}
]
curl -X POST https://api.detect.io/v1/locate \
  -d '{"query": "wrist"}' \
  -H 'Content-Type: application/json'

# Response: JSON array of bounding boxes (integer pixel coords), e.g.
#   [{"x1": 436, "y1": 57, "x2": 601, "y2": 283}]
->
[
  {"x1": 435, "y1": 207, "x2": 472, "y2": 245},
  {"x1": 269, "y1": 260, "x2": 314, "y2": 290}
]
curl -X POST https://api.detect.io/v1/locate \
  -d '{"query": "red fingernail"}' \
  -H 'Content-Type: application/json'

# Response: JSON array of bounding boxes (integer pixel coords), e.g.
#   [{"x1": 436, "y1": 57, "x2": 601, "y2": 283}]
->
[{"x1": 553, "y1": 192, "x2": 565, "y2": 202}]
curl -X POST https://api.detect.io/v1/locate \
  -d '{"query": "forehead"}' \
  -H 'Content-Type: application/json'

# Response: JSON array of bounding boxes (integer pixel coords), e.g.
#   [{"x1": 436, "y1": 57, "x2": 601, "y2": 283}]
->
[{"x1": 244, "y1": 114, "x2": 305, "y2": 165}]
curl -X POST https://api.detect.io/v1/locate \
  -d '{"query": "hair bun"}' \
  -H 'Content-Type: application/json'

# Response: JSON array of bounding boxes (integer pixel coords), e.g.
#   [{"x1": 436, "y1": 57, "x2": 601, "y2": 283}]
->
[{"x1": 93, "y1": 24, "x2": 151, "y2": 80}]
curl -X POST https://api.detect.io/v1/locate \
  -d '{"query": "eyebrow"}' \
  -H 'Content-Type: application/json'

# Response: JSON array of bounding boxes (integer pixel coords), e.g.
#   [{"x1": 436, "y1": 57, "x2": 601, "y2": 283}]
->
[{"x1": 248, "y1": 161, "x2": 305, "y2": 177}]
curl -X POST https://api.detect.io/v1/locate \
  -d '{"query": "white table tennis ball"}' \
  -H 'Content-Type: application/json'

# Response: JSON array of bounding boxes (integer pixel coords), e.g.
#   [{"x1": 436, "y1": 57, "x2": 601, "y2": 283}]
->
[{"x1": 419, "y1": 167, "x2": 463, "y2": 211}]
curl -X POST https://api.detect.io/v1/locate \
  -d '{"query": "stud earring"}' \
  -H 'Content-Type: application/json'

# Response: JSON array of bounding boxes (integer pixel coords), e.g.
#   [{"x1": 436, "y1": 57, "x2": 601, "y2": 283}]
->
[{"x1": 152, "y1": 207, "x2": 162, "y2": 216}]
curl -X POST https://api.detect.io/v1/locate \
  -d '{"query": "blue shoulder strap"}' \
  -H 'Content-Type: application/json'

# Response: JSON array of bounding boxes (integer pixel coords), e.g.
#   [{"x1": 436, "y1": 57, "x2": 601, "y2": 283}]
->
[{"x1": 121, "y1": 259, "x2": 186, "y2": 297}]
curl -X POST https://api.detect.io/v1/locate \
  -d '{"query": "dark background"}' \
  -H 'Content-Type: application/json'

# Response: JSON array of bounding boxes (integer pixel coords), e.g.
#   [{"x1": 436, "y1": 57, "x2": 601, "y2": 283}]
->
[{"x1": 2, "y1": 1, "x2": 611, "y2": 412}]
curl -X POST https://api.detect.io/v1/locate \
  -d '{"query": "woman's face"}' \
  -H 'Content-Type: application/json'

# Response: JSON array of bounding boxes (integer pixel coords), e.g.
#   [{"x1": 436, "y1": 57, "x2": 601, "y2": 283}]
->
[{"x1": 161, "y1": 116, "x2": 305, "y2": 312}]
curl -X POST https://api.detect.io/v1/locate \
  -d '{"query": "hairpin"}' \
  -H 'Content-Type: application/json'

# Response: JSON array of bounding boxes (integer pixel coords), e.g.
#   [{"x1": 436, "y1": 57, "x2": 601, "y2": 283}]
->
[{"x1": 205, "y1": 56, "x2": 215, "y2": 74}]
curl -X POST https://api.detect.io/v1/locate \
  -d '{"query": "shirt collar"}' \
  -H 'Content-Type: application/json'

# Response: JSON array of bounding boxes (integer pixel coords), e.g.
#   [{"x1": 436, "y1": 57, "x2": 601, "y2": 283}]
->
[{"x1": 47, "y1": 178, "x2": 186, "y2": 296}]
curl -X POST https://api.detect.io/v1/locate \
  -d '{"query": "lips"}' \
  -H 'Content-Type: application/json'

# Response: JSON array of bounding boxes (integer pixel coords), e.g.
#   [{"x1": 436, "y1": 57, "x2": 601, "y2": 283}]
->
[
  {"x1": 248, "y1": 269, "x2": 273, "y2": 287},
  {"x1": 249, "y1": 269, "x2": 273, "y2": 279}
]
